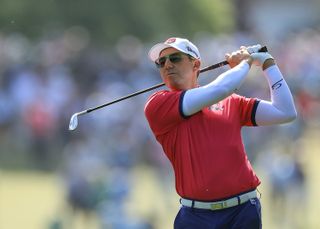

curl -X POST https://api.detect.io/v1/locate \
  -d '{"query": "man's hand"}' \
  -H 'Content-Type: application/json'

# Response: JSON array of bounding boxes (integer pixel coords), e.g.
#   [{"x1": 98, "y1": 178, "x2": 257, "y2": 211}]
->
[
  {"x1": 243, "y1": 44, "x2": 275, "y2": 70},
  {"x1": 225, "y1": 48, "x2": 252, "y2": 68}
]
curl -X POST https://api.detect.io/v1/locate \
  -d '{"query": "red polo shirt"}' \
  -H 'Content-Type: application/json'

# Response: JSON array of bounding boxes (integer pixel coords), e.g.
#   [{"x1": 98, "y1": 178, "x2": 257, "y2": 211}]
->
[{"x1": 144, "y1": 90, "x2": 261, "y2": 201}]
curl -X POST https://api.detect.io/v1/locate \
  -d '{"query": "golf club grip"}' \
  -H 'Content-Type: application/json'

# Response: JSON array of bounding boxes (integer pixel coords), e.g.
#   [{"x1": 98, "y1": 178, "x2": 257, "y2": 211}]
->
[
  {"x1": 199, "y1": 46, "x2": 268, "y2": 73},
  {"x1": 86, "y1": 46, "x2": 268, "y2": 113}
]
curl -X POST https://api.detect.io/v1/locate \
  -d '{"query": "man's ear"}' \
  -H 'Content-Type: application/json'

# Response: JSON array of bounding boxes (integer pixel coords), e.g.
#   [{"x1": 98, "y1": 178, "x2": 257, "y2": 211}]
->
[
  {"x1": 193, "y1": 60, "x2": 201, "y2": 78},
  {"x1": 193, "y1": 60, "x2": 201, "y2": 71}
]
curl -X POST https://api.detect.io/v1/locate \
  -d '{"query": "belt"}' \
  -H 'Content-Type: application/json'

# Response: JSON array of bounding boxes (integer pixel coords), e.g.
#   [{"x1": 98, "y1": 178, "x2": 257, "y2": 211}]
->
[{"x1": 180, "y1": 190, "x2": 257, "y2": 210}]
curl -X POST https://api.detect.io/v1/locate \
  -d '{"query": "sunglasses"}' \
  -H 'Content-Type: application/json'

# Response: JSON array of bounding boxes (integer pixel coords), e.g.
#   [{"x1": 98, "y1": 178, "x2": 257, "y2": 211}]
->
[{"x1": 155, "y1": 52, "x2": 190, "y2": 68}]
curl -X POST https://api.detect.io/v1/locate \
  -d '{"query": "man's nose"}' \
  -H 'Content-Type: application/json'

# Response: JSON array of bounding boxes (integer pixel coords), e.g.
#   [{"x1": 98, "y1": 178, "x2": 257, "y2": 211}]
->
[{"x1": 164, "y1": 58, "x2": 174, "y2": 68}]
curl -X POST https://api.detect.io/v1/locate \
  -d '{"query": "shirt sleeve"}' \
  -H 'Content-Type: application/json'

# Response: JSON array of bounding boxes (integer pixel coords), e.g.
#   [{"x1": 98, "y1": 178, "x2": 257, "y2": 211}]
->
[
  {"x1": 144, "y1": 90, "x2": 186, "y2": 136},
  {"x1": 231, "y1": 94, "x2": 260, "y2": 126},
  {"x1": 182, "y1": 61, "x2": 251, "y2": 116}
]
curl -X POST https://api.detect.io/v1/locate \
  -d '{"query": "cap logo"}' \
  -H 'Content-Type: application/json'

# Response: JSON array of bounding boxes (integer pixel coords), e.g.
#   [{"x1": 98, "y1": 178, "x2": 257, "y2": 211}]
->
[
  {"x1": 165, "y1": 38, "x2": 176, "y2": 44},
  {"x1": 186, "y1": 46, "x2": 198, "y2": 57}
]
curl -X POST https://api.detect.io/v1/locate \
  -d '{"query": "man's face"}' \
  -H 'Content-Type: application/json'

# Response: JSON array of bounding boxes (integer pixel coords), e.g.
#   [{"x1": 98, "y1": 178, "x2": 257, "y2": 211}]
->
[{"x1": 157, "y1": 48, "x2": 200, "y2": 91}]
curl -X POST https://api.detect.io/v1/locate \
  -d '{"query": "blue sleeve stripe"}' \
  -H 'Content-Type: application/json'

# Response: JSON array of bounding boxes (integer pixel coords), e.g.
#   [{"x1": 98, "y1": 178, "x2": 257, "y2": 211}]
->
[
  {"x1": 251, "y1": 100, "x2": 260, "y2": 126},
  {"x1": 179, "y1": 91, "x2": 189, "y2": 119}
]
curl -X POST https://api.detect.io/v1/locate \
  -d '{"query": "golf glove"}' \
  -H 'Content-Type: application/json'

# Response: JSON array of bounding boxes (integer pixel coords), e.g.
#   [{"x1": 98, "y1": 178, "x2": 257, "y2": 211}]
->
[
  {"x1": 251, "y1": 52, "x2": 274, "y2": 66},
  {"x1": 247, "y1": 44, "x2": 274, "y2": 66},
  {"x1": 246, "y1": 44, "x2": 262, "y2": 54}
]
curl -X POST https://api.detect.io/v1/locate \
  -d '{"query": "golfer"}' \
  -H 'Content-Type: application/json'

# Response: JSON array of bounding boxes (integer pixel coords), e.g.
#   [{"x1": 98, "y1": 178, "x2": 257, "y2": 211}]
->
[{"x1": 144, "y1": 37, "x2": 297, "y2": 229}]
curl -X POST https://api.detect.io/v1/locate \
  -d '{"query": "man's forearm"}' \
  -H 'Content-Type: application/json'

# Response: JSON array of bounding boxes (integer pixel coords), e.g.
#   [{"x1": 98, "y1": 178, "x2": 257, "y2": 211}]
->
[
  {"x1": 255, "y1": 64, "x2": 297, "y2": 125},
  {"x1": 182, "y1": 60, "x2": 251, "y2": 116}
]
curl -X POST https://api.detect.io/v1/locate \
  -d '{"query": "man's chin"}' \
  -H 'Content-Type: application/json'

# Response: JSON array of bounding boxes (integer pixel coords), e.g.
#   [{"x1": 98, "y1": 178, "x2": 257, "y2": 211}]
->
[{"x1": 168, "y1": 82, "x2": 184, "y2": 91}]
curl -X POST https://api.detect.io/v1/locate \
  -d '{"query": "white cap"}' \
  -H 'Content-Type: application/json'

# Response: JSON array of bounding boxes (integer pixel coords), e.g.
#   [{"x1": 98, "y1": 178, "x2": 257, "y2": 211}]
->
[{"x1": 148, "y1": 37, "x2": 201, "y2": 62}]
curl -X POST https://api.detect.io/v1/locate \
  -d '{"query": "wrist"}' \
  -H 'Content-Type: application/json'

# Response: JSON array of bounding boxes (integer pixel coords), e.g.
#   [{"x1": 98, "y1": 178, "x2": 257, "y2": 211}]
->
[
  {"x1": 262, "y1": 58, "x2": 276, "y2": 71},
  {"x1": 245, "y1": 56, "x2": 253, "y2": 67}
]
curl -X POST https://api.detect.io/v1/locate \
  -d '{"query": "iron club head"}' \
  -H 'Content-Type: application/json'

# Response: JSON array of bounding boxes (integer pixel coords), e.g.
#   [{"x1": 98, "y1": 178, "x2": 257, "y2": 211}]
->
[
  {"x1": 69, "y1": 113, "x2": 79, "y2": 131},
  {"x1": 68, "y1": 110, "x2": 87, "y2": 131}
]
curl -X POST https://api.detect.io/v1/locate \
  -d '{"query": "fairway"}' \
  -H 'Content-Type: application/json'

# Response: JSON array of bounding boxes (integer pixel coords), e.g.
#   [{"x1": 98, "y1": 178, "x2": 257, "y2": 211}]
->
[{"x1": 0, "y1": 172, "x2": 65, "y2": 229}]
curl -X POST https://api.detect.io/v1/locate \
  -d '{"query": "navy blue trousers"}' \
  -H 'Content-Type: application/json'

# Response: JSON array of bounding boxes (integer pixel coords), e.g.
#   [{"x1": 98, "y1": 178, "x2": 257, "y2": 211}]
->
[{"x1": 174, "y1": 198, "x2": 262, "y2": 229}]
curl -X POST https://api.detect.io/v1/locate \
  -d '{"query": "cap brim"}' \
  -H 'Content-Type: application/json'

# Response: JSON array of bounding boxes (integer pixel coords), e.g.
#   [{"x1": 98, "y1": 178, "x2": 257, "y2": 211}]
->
[{"x1": 148, "y1": 43, "x2": 171, "y2": 62}]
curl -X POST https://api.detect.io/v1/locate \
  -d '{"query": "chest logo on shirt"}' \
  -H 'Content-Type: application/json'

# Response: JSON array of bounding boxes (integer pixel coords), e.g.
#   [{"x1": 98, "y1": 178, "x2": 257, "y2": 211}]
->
[{"x1": 208, "y1": 103, "x2": 224, "y2": 111}]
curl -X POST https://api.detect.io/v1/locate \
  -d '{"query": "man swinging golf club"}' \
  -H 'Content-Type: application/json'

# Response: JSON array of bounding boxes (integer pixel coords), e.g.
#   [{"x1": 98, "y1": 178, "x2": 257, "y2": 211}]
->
[{"x1": 144, "y1": 37, "x2": 297, "y2": 229}]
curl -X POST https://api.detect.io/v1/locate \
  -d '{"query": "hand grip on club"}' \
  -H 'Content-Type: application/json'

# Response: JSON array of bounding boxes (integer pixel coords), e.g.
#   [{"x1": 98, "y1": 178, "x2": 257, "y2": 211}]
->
[
  {"x1": 200, "y1": 46, "x2": 268, "y2": 72},
  {"x1": 69, "y1": 46, "x2": 268, "y2": 131}
]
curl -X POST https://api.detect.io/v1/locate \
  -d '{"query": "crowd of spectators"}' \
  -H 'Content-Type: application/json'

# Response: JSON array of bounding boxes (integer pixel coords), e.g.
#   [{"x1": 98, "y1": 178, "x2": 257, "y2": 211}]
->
[{"x1": 1, "y1": 26, "x2": 319, "y2": 228}]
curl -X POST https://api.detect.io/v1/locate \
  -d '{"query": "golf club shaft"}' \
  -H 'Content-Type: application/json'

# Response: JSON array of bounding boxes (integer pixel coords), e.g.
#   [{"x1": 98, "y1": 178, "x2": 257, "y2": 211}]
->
[
  {"x1": 83, "y1": 46, "x2": 268, "y2": 114},
  {"x1": 85, "y1": 60, "x2": 228, "y2": 114}
]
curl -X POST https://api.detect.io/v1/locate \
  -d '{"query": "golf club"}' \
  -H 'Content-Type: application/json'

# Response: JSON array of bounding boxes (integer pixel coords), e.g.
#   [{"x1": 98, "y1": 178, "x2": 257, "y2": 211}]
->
[{"x1": 69, "y1": 46, "x2": 268, "y2": 131}]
